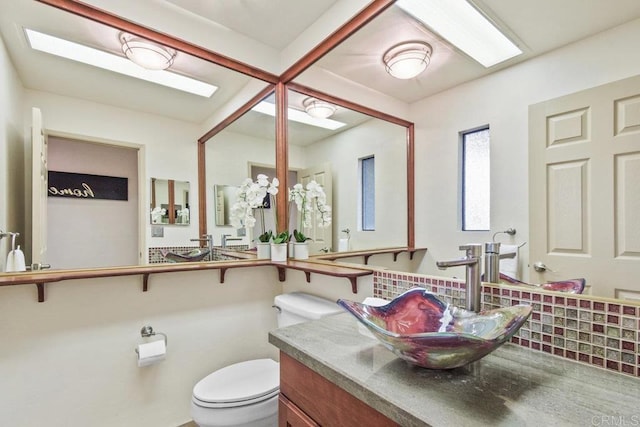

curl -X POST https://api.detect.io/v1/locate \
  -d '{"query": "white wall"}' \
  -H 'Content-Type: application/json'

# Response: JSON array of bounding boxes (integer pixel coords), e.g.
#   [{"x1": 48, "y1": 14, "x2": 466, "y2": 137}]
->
[
  {"x1": 0, "y1": 267, "x2": 283, "y2": 427},
  {"x1": 412, "y1": 18, "x2": 640, "y2": 280},
  {"x1": 0, "y1": 34, "x2": 25, "y2": 271},
  {"x1": 24, "y1": 90, "x2": 203, "y2": 258}
]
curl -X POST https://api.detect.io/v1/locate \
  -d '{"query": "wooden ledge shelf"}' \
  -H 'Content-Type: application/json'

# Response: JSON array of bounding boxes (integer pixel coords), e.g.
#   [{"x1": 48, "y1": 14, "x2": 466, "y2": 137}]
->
[
  {"x1": 275, "y1": 260, "x2": 373, "y2": 294},
  {"x1": 0, "y1": 260, "x2": 271, "y2": 302},
  {"x1": 0, "y1": 257, "x2": 375, "y2": 302},
  {"x1": 313, "y1": 247, "x2": 427, "y2": 265}
]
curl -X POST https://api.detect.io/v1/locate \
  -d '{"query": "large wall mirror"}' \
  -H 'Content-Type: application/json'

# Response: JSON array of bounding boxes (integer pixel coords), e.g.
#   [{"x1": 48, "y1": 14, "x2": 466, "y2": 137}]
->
[{"x1": 0, "y1": 0, "x2": 274, "y2": 271}]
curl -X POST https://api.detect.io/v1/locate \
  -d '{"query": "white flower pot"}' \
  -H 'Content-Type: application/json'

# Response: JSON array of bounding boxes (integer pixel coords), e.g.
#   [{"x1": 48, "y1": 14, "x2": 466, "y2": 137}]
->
[
  {"x1": 293, "y1": 242, "x2": 309, "y2": 260},
  {"x1": 256, "y1": 242, "x2": 271, "y2": 259},
  {"x1": 270, "y1": 243, "x2": 287, "y2": 262}
]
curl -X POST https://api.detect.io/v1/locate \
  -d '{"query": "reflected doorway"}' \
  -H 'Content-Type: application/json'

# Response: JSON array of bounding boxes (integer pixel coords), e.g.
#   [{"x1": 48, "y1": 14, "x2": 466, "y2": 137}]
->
[{"x1": 47, "y1": 136, "x2": 140, "y2": 269}]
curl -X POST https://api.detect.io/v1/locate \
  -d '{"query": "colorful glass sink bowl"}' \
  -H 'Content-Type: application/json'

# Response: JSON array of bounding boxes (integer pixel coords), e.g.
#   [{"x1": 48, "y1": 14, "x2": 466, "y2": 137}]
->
[
  {"x1": 499, "y1": 273, "x2": 585, "y2": 293},
  {"x1": 337, "y1": 288, "x2": 532, "y2": 370},
  {"x1": 161, "y1": 248, "x2": 210, "y2": 262}
]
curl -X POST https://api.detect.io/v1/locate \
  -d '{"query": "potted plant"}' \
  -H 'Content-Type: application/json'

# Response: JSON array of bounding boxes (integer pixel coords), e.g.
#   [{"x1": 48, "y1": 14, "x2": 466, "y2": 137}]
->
[
  {"x1": 292, "y1": 229, "x2": 311, "y2": 260},
  {"x1": 270, "y1": 230, "x2": 290, "y2": 262},
  {"x1": 288, "y1": 181, "x2": 332, "y2": 260},
  {"x1": 230, "y1": 174, "x2": 279, "y2": 259}
]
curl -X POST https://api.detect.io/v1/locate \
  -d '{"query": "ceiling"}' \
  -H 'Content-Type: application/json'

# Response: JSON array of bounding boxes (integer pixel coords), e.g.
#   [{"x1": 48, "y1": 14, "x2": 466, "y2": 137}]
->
[{"x1": 2, "y1": 0, "x2": 640, "y2": 138}]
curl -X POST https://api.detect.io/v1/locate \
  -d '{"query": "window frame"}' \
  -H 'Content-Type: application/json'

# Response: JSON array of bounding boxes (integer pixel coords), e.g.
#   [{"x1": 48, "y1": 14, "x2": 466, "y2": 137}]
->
[
  {"x1": 461, "y1": 126, "x2": 490, "y2": 231},
  {"x1": 359, "y1": 155, "x2": 375, "y2": 231}
]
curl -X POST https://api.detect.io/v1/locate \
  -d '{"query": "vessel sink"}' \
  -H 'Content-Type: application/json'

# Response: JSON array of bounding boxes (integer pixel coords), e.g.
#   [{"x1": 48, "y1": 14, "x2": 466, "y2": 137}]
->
[
  {"x1": 499, "y1": 273, "x2": 585, "y2": 293},
  {"x1": 161, "y1": 248, "x2": 210, "y2": 262},
  {"x1": 338, "y1": 288, "x2": 532, "y2": 369}
]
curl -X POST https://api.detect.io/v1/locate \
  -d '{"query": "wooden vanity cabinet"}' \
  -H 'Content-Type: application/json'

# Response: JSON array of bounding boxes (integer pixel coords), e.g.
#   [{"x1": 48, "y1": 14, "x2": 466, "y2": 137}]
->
[{"x1": 279, "y1": 352, "x2": 398, "y2": 427}]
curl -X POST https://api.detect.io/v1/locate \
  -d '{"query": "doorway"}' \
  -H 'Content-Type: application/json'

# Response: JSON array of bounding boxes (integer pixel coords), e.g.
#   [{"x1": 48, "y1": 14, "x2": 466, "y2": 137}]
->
[{"x1": 46, "y1": 136, "x2": 140, "y2": 269}]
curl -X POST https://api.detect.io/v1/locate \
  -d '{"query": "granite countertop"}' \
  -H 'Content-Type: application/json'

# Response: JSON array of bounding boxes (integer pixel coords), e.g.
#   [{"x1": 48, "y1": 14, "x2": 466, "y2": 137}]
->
[{"x1": 269, "y1": 313, "x2": 640, "y2": 427}]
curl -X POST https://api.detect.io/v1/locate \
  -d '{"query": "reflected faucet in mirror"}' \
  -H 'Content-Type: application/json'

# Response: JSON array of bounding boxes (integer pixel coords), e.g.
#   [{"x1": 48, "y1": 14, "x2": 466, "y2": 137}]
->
[{"x1": 190, "y1": 235, "x2": 213, "y2": 258}]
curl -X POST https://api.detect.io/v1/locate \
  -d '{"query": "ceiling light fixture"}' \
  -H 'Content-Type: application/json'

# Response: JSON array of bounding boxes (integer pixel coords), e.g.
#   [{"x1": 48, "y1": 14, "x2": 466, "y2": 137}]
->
[
  {"x1": 396, "y1": 0, "x2": 522, "y2": 67},
  {"x1": 252, "y1": 101, "x2": 345, "y2": 131},
  {"x1": 303, "y1": 97, "x2": 337, "y2": 119},
  {"x1": 382, "y1": 41, "x2": 432, "y2": 79},
  {"x1": 25, "y1": 28, "x2": 217, "y2": 97},
  {"x1": 120, "y1": 33, "x2": 176, "y2": 70}
]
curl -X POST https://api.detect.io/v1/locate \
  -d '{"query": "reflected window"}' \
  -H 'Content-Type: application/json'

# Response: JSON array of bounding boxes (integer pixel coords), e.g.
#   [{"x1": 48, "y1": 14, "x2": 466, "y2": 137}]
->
[
  {"x1": 360, "y1": 156, "x2": 375, "y2": 231},
  {"x1": 462, "y1": 127, "x2": 490, "y2": 231}
]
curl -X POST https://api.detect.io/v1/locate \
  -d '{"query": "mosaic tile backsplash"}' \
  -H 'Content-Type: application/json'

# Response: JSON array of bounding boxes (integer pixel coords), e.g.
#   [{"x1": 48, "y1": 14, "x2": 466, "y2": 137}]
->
[
  {"x1": 373, "y1": 271, "x2": 640, "y2": 379},
  {"x1": 148, "y1": 245, "x2": 248, "y2": 263}
]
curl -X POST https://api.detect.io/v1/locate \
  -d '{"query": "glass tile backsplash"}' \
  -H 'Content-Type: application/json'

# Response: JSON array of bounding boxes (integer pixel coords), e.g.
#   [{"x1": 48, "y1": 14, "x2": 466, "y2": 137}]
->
[
  {"x1": 148, "y1": 245, "x2": 248, "y2": 263},
  {"x1": 373, "y1": 271, "x2": 640, "y2": 379}
]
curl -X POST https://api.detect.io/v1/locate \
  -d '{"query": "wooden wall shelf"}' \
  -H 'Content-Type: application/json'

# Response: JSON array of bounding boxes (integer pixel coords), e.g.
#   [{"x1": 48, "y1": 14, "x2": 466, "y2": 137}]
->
[
  {"x1": 313, "y1": 247, "x2": 427, "y2": 264},
  {"x1": 0, "y1": 257, "x2": 376, "y2": 302},
  {"x1": 275, "y1": 260, "x2": 373, "y2": 293}
]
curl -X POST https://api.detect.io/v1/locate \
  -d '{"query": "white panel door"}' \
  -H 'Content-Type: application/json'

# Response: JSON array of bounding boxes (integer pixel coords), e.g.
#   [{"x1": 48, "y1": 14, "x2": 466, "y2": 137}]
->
[
  {"x1": 31, "y1": 107, "x2": 48, "y2": 268},
  {"x1": 298, "y1": 163, "x2": 333, "y2": 254},
  {"x1": 529, "y1": 75, "x2": 640, "y2": 299}
]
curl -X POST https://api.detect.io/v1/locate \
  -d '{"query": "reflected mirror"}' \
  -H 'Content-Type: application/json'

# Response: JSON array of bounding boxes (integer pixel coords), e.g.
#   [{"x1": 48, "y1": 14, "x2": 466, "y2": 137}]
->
[
  {"x1": 0, "y1": 0, "x2": 270, "y2": 270},
  {"x1": 150, "y1": 178, "x2": 190, "y2": 225},
  {"x1": 204, "y1": 91, "x2": 276, "y2": 250},
  {"x1": 286, "y1": 88, "x2": 408, "y2": 256},
  {"x1": 213, "y1": 184, "x2": 238, "y2": 227}
]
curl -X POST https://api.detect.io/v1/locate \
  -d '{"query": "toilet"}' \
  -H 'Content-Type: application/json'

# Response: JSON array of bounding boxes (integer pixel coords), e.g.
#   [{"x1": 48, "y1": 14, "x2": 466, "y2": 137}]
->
[{"x1": 190, "y1": 292, "x2": 343, "y2": 427}]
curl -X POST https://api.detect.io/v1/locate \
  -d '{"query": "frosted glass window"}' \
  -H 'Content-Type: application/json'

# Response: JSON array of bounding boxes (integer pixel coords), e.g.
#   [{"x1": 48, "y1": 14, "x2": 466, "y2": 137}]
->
[
  {"x1": 361, "y1": 156, "x2": 375, "y2": 231},
  {"x1": 462, "y1": 128, "x2": 490, "y2": 230}
]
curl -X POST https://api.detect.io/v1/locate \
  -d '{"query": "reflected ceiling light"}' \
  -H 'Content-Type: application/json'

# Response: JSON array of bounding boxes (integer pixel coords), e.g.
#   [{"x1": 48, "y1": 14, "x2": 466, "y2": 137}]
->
[
  {"x1": 120, "y1": 33, "x2": 176, "y2": 70},
  {"x1": 303, "y1": 97, "x2": 336, "y2": 119},
  {"x1": 24, "y1": 28, "x2": 217, "y2": 97},
  {"x1": 382, "y1": 41, "x2": 432, "y2": 79},
  {"x1": 252, "y1": 101, "x2": 345, "y2": 131},
  {"x1": 396, "y1": 0, "x2": 522, "y2": 67}
]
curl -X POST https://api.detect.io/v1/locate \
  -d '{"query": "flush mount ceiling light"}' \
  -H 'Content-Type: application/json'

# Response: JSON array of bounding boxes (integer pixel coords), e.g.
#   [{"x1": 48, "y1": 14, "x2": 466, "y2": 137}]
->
[
  {"x1": 396, "y1": 0, "x2": 522, "y2": 67},
  {"x1": 25, "y1": 28, "x2": 217, "y2": 97},
  {"x1": 120, "y1": 33, "x2": 176, "y2": 70},
  {"x1": 382, "y1": 41, "x2": 432, "y2": 79},
  {"x1": 303, "y1": 97, "x2": 337, "y2": 119},
  {"x1": 252, "y1": 101, "x2": 345, "y2": 131},
  {"x1": 382, "y1": 42, "x2": 433, "y2": 79}
]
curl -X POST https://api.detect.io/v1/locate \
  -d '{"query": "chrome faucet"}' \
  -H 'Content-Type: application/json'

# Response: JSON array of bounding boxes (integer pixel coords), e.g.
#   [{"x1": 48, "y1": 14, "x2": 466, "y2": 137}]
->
[
  {"x1": 484, "y1": 242, "x2": 501, "y2": 284},
  {"x1": 484, "y1": 242, "x2": 517, "y2": 283},
  {"x1": 221, "y1": 234, "x2": 243, "y2": 248},
  {"x1": 190, "y1": 234, "x2": 213, "y2": 259},
  {"x1": 436, "y1": 244, "x2": 482, "y2": 312}
]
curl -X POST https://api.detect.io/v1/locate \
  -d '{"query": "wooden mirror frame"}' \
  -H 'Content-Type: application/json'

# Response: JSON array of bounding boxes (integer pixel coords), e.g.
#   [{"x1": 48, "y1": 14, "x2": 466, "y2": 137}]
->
[
  {"x1": 197, "y1": 0, "x2": 415, "y2": 248},
  {"x1": 36, "y1": 0, "x2": 414, "y2": 252}
]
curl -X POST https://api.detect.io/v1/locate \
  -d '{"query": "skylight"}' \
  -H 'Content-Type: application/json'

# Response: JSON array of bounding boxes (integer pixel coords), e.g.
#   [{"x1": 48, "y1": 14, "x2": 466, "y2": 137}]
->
[
  {"x1": 252, "y1": 101, "x2": 346, "y2": 131},
  {"x1": 25, "y1": 28, "x2": 217, "y2": 97},
  {"x1": 396, "y1": 0, "x2": 522, "y2": 67}
]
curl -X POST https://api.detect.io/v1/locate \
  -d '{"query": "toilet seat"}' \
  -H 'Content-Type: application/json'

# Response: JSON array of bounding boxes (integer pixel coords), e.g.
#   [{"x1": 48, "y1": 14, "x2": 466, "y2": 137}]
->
[{"x1": 192, "y1": 358, "x2": 279, "y2": 409}]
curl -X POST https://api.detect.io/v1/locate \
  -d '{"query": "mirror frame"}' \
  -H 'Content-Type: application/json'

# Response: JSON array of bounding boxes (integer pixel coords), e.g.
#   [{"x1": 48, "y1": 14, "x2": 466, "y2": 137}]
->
[
  {"x1": 33, "y1": 0, "x2": 413, "y2": 261},
  {"x1": 196, "y1": 0, "x2": 414, "y2": 249}
]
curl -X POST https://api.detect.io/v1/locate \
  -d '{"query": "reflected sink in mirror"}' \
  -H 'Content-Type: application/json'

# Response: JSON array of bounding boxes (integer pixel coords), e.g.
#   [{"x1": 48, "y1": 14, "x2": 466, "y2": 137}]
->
[
  {"x1": 160, "y1": 248, "x2": 210, "y2": 263},
  {"x1": 499, "y1": 273, "x2": 585, "y2": 293},
  {"x1": 338, "y1": 288, "x2": 532, "y2": 370}
]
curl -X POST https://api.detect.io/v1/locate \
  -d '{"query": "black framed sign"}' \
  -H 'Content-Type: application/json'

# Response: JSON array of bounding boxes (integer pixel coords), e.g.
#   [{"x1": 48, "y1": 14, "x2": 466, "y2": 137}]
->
[{"x1": 48, "y1": 171, "x2": 128, "y2": 201}]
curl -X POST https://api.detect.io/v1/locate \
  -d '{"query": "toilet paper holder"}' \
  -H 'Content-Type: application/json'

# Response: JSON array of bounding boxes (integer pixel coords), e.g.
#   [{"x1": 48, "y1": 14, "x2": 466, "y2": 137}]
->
[{"x1": 135, "y1": 325, "x2": 167, "y2": 355}]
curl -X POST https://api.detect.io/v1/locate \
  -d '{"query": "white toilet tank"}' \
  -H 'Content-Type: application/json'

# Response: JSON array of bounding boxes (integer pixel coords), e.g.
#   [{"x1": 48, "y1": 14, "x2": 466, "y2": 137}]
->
[{"x1": 274, "y1": 292, "x2": 343, "y2": 328}]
